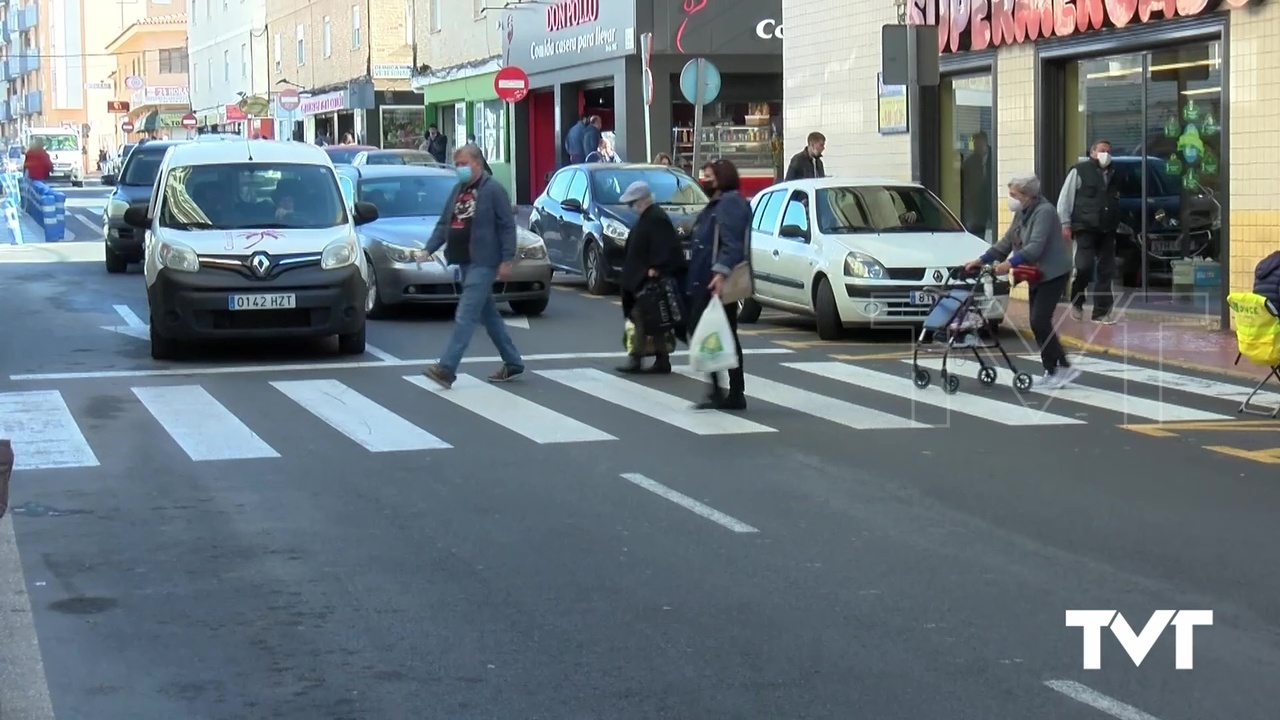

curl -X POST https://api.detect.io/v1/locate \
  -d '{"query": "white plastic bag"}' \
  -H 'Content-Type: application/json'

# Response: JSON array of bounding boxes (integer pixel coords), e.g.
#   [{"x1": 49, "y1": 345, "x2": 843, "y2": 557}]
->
[{"x1": 688, "y1": 301, "x2": 739, "y2": 373}]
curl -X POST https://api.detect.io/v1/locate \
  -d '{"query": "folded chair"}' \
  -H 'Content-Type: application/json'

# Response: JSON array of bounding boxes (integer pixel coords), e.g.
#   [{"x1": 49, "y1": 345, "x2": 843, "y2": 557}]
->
[{"x1": 1227, "y1": 292, "x2": 1280, "y2": 418}]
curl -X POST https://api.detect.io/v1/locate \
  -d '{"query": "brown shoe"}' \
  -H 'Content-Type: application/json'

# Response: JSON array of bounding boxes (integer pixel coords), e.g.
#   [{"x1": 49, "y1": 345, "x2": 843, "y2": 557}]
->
[{"x1": 422, "y1": 364, "x2": 455, "y2": 389}]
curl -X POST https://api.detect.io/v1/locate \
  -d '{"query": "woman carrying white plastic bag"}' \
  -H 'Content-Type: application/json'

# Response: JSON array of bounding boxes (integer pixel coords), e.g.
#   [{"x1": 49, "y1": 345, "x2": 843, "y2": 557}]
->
[{"x1": 684, "y1": 159, "x2": 752, "y2": 410}]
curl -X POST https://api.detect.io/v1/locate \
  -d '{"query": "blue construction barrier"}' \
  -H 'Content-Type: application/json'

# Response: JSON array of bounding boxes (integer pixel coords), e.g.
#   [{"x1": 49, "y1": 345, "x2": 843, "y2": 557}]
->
[
  {"x1": 1, "y1": 169, "x2": 21, "y2": 244},
  {"x1": 20, "y1": 178, "x2": 63, "y2": 242}
]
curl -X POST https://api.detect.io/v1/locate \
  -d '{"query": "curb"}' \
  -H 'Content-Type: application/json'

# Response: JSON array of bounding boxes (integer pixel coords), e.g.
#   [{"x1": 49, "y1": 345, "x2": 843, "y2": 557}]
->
[{"x1": 1010, "y1": 327, "x2": 1263, "y2": 381}]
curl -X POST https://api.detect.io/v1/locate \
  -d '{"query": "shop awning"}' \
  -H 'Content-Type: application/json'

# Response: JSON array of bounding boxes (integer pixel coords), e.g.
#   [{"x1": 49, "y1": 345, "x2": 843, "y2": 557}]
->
[{"x1": 140, "y1": 111, "x2": 187, "y2": 131}]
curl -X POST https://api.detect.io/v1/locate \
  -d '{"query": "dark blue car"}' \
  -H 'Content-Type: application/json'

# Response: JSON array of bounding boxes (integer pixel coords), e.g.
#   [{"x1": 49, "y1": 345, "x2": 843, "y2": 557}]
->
[{"x1": 1107, "y1": 155, "x2": 1220, "y2": 286}]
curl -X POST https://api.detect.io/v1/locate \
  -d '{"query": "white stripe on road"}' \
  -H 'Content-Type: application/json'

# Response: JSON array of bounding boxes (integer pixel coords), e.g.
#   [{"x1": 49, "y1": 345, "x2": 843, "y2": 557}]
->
[
  {"x1": 405, "y1": 374, "x2": 615, "y2": 444},
  {"x1": 362, "y1": 344, "x2": 400, "y2": 362},
  {"x1": 0, "y1": 514, "x2": 57, "y2": 720},
  {"x1": 273, "y1": 379, "x2": 451, "y2": 452},
  {"x1": 0, "y1": 390, "x2": 99, "y2": 469},
  {"x1": 72, "y1": 214, "x2": 100, "y2": 236},
  {"x1": 113, "y1": 304, "x2": 146, "y2": 327},
  {"x1": 1044, "y1": 680, "x2": 1165, "y2": 720},
  {"x1": 1031, "y1": 355, "x2": 1280, "y2": 407},
  {"x1": 133, "y1": 385, "x2": 279, "y2": 460},
  {"x1": 678, "y1": 368, "x2": 928, "y2": 429},
  {"x1": 538, "y1": 368, "x2": 777, "y2": 435},
  {"x1": 909, "y1": 358, "x2": 1228, "y2": 422},
  {"x1": 620, "y1": 473, "x2": 758, "y2": 533},
  {"x1": 9, "y1": 348, "x2": 796, "y2": 381},
  {"x1": 785, "y1": 362, "x2": 1084, "y2": 425}
]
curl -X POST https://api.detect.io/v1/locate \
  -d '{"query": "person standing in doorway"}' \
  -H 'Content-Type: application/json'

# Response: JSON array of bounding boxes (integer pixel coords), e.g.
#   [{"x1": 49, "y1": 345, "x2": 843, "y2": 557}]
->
[
  {"x1": 581, "y1": 116, "x2": 603, "y2": 163},
  {"x1": 564, "y1": 116, "x2": 589, "y2": 165},
  {"x1": 785, "y1": 131, "x2": 826, "y2": 181},
  {"x1": 421, "y1": 124, "x2": 448, "y2": 163},
  {"x1": 419, "y1": 144, "x2": 525, "y2": 389},
  {"x1": 961, "y1": 132, "x2": 992, "y2": 239},
  {"x1": 1057, "y1": 139, "x2": 1120, "y2": 324}
]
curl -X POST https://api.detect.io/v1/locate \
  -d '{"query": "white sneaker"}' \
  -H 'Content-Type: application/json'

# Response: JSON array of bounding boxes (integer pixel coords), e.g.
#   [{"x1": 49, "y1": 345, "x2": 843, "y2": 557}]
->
[
  {"x1": 1056, "y1": 367, "x2": 1082, "y2": 387},
  {"x1": 1038, "y1": 372, "x2": 1063, "y2": 390}
]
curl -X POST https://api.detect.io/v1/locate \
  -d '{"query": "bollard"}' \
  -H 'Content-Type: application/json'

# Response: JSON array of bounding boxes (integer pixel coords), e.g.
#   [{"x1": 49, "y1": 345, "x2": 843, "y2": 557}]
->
[
  {"x1": 53, "y1": 190, "x2": 66, "y2": 228},
  {"x1": 40, "y1": 190, "x2": 61, "y2": 241}
]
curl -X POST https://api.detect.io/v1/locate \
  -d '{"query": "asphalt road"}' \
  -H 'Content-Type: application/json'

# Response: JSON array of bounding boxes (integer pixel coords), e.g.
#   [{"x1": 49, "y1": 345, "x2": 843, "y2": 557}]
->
[
  {"x1": 2, "y1": 250, "x2": 1280, "y2": 719},
  {"x1": 57, "y1": 184, "x2": 111, "y2": 243}
]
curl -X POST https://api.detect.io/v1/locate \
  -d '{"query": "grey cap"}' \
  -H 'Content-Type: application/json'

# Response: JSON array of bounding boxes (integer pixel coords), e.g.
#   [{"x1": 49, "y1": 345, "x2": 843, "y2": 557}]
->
[{"x1": 618, "y1": 180, "x2": 650, "y2": 203}]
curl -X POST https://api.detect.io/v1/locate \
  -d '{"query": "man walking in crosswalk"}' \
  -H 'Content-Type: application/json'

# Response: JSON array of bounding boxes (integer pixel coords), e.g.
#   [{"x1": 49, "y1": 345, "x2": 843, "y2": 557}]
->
[{"x1": 420, "y1": 144, "x2": 525, "y2": 389}]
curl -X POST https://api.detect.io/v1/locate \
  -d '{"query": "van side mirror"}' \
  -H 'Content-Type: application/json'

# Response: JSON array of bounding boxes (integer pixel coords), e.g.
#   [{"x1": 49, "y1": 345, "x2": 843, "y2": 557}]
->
[
  {"x1": 353, "y1": 201, "x2": 380, "y2": 226},
  {"x1": 123, "y1": 206, "x2": 150, "y2": 229}
]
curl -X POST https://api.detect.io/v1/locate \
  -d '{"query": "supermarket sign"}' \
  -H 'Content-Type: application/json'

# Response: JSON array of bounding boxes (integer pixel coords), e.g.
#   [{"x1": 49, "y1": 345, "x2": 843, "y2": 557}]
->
[{"x1": 908, "y1": 0, "x2": 1260, "y2": 53}]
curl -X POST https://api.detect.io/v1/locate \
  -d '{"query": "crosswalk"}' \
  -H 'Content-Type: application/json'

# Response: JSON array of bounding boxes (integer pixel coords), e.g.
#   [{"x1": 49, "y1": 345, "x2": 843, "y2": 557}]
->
[{"x1": 2, "y1": 355, "x2": 1276, "y2": 471}]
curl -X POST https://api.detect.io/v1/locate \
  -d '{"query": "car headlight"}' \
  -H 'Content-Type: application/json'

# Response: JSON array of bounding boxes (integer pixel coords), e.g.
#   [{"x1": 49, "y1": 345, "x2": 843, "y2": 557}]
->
[
  {"x1": 157, "y1": 240, "x2": 199, "y2": 273},
  {"x1": 107, "y1": 198, "x2": 129, "y2": 220},
  {"x1": 844, "y1": 251, "x2": 887, "y2": 279},
  {"x1": 518, "y1": 238, "x2": 546, "y2": 260},
  {"x1": 376, "y1": 238, "x2": 419, "y2": 264},
  {"x1": 602, "y1": 218, "x2": 630, "y2": 241},
  {"x1": 322, "y1": 238, "x2": 358, "y2": 270}
]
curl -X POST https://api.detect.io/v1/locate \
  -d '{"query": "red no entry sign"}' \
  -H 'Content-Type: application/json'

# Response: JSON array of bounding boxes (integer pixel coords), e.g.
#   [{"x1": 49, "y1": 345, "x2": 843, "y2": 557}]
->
[
  {"x1": 180, "y1": 112, "x2": 197, "y2": 129},
  {"x1": 120, "y1": 120, "x2": 135, "y2": 133},
  {"x1": 494, "y1": 66, "x2": 530, "y2": 103},
  {"x1": 279, "y1": 87, "x2": 300, "y2": 111}
]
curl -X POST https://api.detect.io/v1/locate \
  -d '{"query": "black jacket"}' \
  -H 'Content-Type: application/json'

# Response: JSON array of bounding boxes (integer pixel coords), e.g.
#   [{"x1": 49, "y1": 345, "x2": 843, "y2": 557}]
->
[
  {"x1": 1069, "y1": 160, "x2": 1121, "y2": 233},
  {"x1": 785, "y1": 149, "x2": 824, "y2": 181},
  {"x1": 1254, "y1": 250, "x2": 1280, "y2": 308},
  {"x1": 620, "y1": 204, "x2": 686, "y2": 308}
]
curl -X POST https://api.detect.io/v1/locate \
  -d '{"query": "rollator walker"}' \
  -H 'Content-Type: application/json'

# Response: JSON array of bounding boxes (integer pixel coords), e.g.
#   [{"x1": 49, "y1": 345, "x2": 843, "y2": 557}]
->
[{"x1": 1227, "y1": 292, "x2": 1280, "y2": 418}]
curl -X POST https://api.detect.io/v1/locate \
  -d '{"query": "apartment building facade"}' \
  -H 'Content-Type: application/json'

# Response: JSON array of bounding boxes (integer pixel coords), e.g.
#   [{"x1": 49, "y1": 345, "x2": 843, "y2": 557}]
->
[
  {"x1": 106, "y1": 12, "x2": 191, "y2": 140},
  {"x1": 266, "y1": 0, "x2": 419, "y2": 145},
  {"x1": 188, "y1": 0, "x2": 270, "y2": 134},
  {"x1": 0, "y1": 0, "x2": 89, "y2": 145},
  {"x1": 410, "y1": 0, "x2": 509, "y2": 191}
]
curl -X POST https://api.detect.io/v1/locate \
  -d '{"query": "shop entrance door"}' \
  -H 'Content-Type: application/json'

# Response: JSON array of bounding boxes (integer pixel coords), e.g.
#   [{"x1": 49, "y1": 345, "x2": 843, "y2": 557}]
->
[{"x1": 935, "y1": 73, "x2": 994, "y2": 243}]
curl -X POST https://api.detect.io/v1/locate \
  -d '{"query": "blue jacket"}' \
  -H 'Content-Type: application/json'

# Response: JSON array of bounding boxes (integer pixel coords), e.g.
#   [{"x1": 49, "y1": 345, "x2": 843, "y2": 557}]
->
[
  {"x1": 564, "y1": 121, "x2": 585, "y2": 158},
  {"x1": 425, "y1": 173, "x2": 516, "y2": 268},
  {"x1": 687, "y1": 191, "x2": 750, "y2": 296},
  {"x1": 581, "y1": 125, "x2": 602, "y2": 159}
]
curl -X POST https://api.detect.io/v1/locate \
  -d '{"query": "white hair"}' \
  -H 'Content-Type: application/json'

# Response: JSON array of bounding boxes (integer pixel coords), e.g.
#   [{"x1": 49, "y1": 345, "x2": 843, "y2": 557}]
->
[{"x1": 1008, "y1": 174, "x2": 1041, "y2": 198}]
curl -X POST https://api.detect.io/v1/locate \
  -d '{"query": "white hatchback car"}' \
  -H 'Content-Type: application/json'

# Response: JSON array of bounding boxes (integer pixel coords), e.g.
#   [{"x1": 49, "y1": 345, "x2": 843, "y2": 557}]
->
[{"x1": 739, "y1": 178, "x2": 1008, "y2": 338}]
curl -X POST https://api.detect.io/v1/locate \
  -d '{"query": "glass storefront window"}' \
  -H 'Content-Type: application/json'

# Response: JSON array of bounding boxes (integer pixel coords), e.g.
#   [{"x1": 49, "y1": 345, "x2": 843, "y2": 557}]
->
[
  {"x1": 1077, "y1": 42, "x2": 1223, "y2": 294},
  {"x1": 379, "y1": 106, "x2": 426, "y2": 149},
  {"x1": 473, "y1": 100, "x2": 507, "y2": 163},
  {"x1": 937, "y1": 73, "x2": 994, "y2": 242}
]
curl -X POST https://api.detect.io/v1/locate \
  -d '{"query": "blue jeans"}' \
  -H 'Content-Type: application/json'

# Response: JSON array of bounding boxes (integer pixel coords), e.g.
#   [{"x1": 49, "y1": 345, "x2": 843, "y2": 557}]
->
[{"x1": 439, "y1": 264, "x2": 524, "y2": 374}]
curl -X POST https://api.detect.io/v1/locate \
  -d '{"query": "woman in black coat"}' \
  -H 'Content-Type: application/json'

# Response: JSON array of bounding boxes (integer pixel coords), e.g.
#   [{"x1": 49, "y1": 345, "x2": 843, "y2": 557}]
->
[{"x1": 616, "y1": 180, "x2": 687, "y2": 374}]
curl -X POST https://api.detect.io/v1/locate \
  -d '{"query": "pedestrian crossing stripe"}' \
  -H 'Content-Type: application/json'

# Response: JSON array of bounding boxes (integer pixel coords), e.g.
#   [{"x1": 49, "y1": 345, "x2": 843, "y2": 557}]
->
[{"x1": 1, "y1": 359, "x2": 1271, "y2": 471}]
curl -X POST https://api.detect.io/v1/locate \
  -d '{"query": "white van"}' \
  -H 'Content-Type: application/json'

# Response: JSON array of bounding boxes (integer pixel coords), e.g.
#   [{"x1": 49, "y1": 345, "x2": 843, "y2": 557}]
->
[
  {"x1": 121, "y1": 140, "x2": 380, "y2": 360},
  {"x1": 25, "y1": 127, "x2": 85, "y2": 186}
]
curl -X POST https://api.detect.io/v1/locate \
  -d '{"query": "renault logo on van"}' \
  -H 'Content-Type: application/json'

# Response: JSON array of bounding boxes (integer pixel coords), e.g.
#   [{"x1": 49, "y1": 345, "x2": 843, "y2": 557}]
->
[{"x1": 249, "y1": 252, "x2": 272, "y2": 277}]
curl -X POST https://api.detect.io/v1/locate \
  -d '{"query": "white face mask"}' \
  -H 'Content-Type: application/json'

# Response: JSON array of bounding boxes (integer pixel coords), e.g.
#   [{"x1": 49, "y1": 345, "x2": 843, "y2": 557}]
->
[
  {"x1": 1095, "y1": 151, "x2": 1111, "y2": 167},
  {"x1": 1007, "y1": 197, "x2": 1022, "y2": 213}
]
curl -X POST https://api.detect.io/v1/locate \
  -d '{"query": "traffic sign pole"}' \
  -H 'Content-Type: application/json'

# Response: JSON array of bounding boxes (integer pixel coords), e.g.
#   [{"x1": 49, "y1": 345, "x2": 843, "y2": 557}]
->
[
  {"x1": 692, "y1": 59, "x2": 705, "y2": 173},
  {"x1": 641, "y1": 33, "x2": 653, "y2": 164}
]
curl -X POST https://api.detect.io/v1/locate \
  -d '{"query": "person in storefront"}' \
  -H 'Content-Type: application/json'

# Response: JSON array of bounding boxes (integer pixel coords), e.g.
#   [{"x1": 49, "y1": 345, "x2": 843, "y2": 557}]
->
[
  {"x1": 784, "y1": 131, "x2": 826, "y2": 181},
  {"x1": 616, "y1": 180, "x2": 687, "y2": 376},
  {"x1": 965, "y1": 174, "x2": 1080, "y2": 390},
  {"x1": 421, "y1": 124, "x2": 448, "y2": 163},
  {"x1": 652, "y1": 153, "x2": 672, "y2": 165},
  {"x1": 340, "y1": 132, "x2": 357, "y2": 145},
  {"x1": 581, "y1": 116, "x2": 603, "y2": 163},
  {"x1": 961, "y1": 132, "x2": 991, "y2": 238},
  {"x1": 586, "y1": 134, "x2": 622, "y2": 163},
  {"x1": 687, "y1": 159, "x2": 751, "y2": 411},
  {"x1": 1056, "y1": 139, "x2": 1119, "y2": 325}
]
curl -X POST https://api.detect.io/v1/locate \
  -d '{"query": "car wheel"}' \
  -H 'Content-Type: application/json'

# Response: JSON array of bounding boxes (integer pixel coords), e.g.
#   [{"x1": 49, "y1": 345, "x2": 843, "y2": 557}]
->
[
  {"x1": 510, "y1": 295, "x2": 549, "y2": 317},
  {"x1": 814, "y1": 276, "x2": 844, "y2": 340},
  {"x1": 149, "y1": 315, "x2": 178, "y2": 360},
  {"x1": 583, "y1": 241, "x2": 615, "y2": 296},
  {"x1": 364, "y1": 258, "x2": 391, "y2": 319},
  {"x1": 338, "y1": 324, "x2": 366, "y2": 355},
  {"x1": 737, "y1": 298, "x2": 762, "y2": 324},
  {"x1": 105, "y1": 244, "x2": 127, "y2": 274}
]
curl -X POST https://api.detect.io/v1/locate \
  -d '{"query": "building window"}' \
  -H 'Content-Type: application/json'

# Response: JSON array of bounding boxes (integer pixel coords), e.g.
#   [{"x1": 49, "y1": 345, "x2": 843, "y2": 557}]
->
[
  {"x1": 206, "y1": 58, "x2": 213, "y2": 92},
  {"x1": 223, "y1": 49, "x2": 230, "y2": 82},
  {"x1": 273, "y1": 33, "x2": 281, "y2": 71},
  {"x1": 406, "y1": 1, "x2": 414, "y2": 45},
  {"x1": 430, "y1": 0, "x2": 441, "y2": 32},
  {"x1": 296, "y1": 24, "x2": 305, "y2": 66},
  {"x1": 473, "y1": 100, "x2": 506, "y2": 163},
  {"x1": 323, "y1": 16, "x2": 332, "y2": 58},
  {"x1": 351, "y1": 5, "x2": 361, "y2": 48},
  {"x1": 937, "y1": 73, "x2": 993, "y2": 243},
  {"x1": 157, "y1": 47, "x2": 187, "y2": 74},
  {"x1": 240, "y1": 43, "x2": 247, "y2": 79}
]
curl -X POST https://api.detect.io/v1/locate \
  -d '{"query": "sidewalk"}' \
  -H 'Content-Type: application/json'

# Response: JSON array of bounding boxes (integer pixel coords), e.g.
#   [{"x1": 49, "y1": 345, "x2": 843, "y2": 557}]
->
[
  {"x1": 1006, "y1": 298, "x2": 1259, "y2": 379},
  {"x1": 1, "y1": 211, "x2": 46, "y2": 244}
]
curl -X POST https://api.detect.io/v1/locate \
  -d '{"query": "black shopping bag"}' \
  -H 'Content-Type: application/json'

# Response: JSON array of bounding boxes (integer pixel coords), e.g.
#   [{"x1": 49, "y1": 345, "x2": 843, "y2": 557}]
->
[{"x1": 635, "y1": 277, "x2": 684, "y2": 333}]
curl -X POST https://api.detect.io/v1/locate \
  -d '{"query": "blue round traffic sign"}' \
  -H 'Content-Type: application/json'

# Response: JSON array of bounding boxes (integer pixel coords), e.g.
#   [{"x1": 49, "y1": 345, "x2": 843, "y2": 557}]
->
[{"x1": 679, "y1": 59, "x2": 721, "y2": 105}]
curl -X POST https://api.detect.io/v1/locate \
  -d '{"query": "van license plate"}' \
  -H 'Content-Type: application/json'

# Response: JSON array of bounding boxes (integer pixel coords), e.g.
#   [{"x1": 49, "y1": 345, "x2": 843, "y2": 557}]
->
[
  {"x1": 228, "y1": 293, "x2": 297, "y2": 310},
  {"x1": 909, "y1": 291, "x2": 932, "y2": 305}
]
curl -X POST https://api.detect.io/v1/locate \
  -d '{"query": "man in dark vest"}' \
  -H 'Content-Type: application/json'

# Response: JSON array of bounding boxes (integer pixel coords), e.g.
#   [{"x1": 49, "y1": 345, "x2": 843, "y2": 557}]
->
[{"x1": 1056, "y1": 139, "x2": 1120, "y2": 324}]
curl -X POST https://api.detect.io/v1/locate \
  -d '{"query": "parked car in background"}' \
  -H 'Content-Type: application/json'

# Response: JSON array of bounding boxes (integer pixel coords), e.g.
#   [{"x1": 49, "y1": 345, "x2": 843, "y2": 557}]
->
[
  {"x1": 738, "y1": 178, "x2": 1008, "y2": 339},
  {"x1": 528, "y1": 163, "x2": 707, "y2": 295},
  {"x1": 323, "y1": 145, "x2": 378, "y2": 165},
  {"x1": 335, "y1": 164, "x2": 553, "y2": 318},
  {"x1": 102, "y1": 139, "x2": 190, "y2": 273},
  {"x1": 100, "y1": 143, "x2": 136, "y2": 182},
  {"x1": 347, "y1": 149, "x2": 447, "y2": 167}
]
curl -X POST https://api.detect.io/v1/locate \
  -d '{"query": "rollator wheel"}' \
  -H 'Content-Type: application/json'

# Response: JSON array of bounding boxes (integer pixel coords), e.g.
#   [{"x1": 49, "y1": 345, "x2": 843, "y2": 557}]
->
[
  {"x1": 912, "y1": 368, "x2": 931, "y2": 389},
  {"x1": 978, "y1": 366, "x2": 997, "y2": 386},
  {"x1": 944, "y1": 373, "x2": 960, "y2": 395},
  {"x1": 1013, "y1": 372, "x2": 1034, "y2": 393}
]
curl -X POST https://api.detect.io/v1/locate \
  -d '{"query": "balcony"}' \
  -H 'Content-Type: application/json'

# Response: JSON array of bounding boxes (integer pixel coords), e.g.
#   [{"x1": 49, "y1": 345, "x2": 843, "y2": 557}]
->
[
  {"x1": 18, "y1": 51, "x2": 36, "y2": 75},
  {"x1": 23, "y1": 89, "x2": 37, "y2": 114},
  {"x1": 3, "y1": 58, "x2": 16, "y2": 81},
  {"x1": 17, "y1": 4, "x2": 34, "y2": 31}
]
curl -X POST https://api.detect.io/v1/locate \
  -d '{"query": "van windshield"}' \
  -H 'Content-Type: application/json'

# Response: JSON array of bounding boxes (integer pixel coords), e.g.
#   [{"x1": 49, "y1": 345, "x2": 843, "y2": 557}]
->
[
  {"x1": 158, "y1": 163, "x2": 349, "y2": 231},
  {"x1": 35, "y1": 134, "x2": 79, "y2": 152}
]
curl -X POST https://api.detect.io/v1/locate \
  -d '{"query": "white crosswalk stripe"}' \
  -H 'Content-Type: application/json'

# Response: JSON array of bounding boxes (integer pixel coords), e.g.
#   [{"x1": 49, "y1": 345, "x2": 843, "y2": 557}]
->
[{"x1": 0, "y1": 357, "x2": 1269, "y2": 471}]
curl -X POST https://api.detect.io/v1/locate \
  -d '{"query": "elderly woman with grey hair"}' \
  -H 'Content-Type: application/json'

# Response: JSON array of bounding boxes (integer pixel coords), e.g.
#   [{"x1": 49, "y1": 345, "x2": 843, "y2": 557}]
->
[{"x1": 965, "y1": 173, "x2": 1081, "y2": 389}]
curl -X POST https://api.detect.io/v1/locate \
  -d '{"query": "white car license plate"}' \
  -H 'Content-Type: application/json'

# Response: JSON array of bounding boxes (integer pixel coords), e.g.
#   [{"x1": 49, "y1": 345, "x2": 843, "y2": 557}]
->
[
  {"x1": 1149, "y1": 240, "x2": 1179, "y2": 253},
  {"x1": 909, "y1": 291, "x2": 933, "y2": 305},
  {"x1": 228, "y1": 293, "x2": 297, "y2": 310}
]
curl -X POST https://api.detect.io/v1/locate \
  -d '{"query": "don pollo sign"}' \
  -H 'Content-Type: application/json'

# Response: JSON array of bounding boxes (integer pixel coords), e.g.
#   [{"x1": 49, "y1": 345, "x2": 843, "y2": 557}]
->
[{"x1": 908, "y1": 0, "x2": 1259, "y2": 53}]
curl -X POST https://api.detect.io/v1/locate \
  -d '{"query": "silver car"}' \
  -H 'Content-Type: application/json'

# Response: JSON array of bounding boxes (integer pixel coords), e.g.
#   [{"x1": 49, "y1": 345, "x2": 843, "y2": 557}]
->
[{"x1": 336, "y1": 164, "x2": 552, "y2": 319}]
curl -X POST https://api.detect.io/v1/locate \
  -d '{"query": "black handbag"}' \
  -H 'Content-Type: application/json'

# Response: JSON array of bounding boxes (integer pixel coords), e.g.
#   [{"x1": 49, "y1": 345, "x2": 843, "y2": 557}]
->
[{"x1": 635, "y1": 277, "x2": 683, "y2": 332}]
